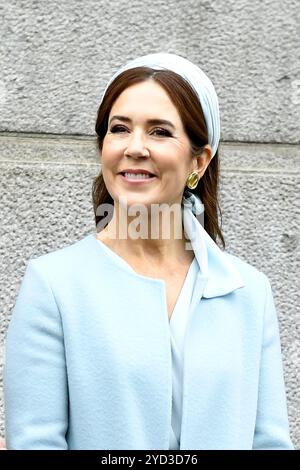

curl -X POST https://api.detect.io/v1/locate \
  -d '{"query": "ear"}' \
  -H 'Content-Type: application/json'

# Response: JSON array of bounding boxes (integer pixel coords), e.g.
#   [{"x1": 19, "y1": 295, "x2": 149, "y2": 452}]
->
[{"x1": 192, "y1": 145, "x2": 213, "y2": 177}]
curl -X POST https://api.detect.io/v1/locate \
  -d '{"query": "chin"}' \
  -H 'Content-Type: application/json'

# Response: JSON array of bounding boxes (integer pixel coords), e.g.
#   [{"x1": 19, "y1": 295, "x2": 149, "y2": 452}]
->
[
  {"x1": 112, "y1": 191, "x2": 154, "y2": 209},
  {"x1": 118, "y1": 195, "x2": 154, "y2": 209}
]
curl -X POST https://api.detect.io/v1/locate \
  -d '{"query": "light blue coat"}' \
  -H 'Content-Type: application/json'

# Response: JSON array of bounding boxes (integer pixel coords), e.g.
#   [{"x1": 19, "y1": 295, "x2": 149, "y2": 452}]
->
[{"x1": 4, "y1": 210, "x2": 294, "y2": 450}]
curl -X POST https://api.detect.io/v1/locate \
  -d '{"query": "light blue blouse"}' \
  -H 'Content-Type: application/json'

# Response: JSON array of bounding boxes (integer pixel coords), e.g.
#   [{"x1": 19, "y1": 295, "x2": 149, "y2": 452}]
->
[{"x1": 169, "y1": 256, "x2": 199, "y2": 449}]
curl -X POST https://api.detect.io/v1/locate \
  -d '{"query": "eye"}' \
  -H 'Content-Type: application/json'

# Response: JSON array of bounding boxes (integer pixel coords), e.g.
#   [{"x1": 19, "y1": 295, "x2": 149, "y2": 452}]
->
[
  {"x1": 109, "y1": 125, "x2": 172, "y2": 137},
  {"x1": 110, "y1": 125, "x2": 127, "y2": 133},
  {"x1": 152, "y1": 128, "x2": 172, "y2": 137}
]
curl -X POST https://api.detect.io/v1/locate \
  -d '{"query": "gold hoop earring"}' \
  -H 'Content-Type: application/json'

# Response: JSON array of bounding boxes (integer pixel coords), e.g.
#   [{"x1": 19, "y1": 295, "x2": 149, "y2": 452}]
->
[{"x1": 186, "y1": 171, "x2": 200, "y2": 190}]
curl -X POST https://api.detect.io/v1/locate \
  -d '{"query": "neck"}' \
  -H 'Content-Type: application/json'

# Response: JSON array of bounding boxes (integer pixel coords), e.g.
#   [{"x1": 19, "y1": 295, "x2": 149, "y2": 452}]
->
[{"x1": 98, "y1": 201, "x2": 191, "y2": 264}]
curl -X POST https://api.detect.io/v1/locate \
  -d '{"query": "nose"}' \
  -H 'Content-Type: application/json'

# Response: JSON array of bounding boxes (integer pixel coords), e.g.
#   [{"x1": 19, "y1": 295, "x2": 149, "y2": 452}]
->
[{"x1": 124, "y1": 130, "x2": 150, "y2": 158}]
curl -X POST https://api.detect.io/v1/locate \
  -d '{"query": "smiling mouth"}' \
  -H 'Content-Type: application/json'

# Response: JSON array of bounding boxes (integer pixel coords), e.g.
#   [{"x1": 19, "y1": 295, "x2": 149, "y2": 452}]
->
[
  {"x1": 119, "y1": 172, "x2": 157, "y2": 182},
  {"x1": 120, "y1": 171, "x2": 155, "y2": 180}
]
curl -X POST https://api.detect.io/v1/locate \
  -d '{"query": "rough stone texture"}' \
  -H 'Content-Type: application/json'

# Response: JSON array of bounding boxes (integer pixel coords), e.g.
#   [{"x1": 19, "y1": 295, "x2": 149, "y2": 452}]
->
[
  {"x1": 0, "y1": 0, "x2": 299, "y2": 142},
  {"x1": 0, "y1": 136, "x2": 299, "y2": 447},
  {"x1": 0, "y1": 0, "x2": 299, "y2": 449}
]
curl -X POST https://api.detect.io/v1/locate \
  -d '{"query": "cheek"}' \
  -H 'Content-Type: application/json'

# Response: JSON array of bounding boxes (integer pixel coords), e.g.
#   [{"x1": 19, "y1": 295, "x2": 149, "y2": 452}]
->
[
  {"x1": 155, "y1": 145, "x2": 180, "y2": 168},
  {"x1": 159, "y1": 153, "x2": 190, "y2": 178},
  {"x1": 101, "y1": 142, "x2": 121, "y2": 169}
]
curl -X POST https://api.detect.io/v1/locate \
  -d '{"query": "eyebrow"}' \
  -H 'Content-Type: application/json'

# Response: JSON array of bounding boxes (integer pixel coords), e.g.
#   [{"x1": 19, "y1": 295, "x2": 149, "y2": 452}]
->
[{"x1": 108, "y1": 115, "x2": 176, "y2": 130}]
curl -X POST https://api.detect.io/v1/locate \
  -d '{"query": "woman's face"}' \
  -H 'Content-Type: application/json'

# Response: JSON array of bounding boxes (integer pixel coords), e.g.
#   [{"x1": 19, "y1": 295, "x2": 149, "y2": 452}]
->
[{"x1": 101, "y1": 79, "x2": 208, "y2": 209}]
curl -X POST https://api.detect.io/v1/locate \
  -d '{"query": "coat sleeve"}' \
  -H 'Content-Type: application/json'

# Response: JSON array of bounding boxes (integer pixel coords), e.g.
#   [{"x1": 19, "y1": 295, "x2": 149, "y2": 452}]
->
[
  {"x1": 252, "y1": 273, "x2": 294, "y2": 449},
  {"x1": 4, "y1": 259, "x2": 68, "y2": 449}
]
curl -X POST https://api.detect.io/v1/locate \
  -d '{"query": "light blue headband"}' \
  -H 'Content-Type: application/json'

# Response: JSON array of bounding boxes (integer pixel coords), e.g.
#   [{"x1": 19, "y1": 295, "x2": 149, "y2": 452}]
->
[{"x1": 100, "y1": 52, "x2": 220, "y2": 157}]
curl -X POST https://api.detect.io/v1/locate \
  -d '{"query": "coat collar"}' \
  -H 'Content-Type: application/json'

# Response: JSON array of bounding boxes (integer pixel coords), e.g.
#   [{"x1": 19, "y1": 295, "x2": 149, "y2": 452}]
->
[{"x1": 182, "y1": 203, "x2": 245, "y2": 298}]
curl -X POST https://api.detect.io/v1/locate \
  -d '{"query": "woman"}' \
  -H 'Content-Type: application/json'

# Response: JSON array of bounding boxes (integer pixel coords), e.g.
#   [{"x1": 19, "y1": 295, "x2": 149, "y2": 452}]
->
[{"x1": 4, "y1": 53, "x2": 294, "y2": 450}]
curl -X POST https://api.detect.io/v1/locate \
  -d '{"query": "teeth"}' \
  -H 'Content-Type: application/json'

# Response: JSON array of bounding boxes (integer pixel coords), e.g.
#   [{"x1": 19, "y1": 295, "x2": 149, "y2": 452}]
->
[{"x1": 124, "y1": 172, "x2": 152, "y2": 179}]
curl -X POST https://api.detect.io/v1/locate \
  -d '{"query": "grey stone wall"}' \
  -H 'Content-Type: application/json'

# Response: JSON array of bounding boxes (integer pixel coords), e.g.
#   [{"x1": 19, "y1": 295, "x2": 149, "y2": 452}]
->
[{"x1": 0, "y1": 0, "x2": 299, "y2": 448}]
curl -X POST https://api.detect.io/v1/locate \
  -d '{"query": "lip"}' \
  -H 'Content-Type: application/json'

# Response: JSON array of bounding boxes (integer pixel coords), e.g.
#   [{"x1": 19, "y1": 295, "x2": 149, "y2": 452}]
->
[
  {"x1": 119, "y1": 173, "x2": 157, "y2": 184},
  {"x1": 118, "y1": 169, "x2": 156, "y2": 176}
]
